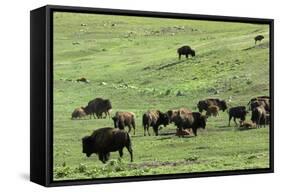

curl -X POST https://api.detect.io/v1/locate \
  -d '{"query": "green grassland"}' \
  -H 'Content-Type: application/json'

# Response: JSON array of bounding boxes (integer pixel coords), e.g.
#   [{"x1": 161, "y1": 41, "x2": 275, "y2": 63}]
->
[{"x1": 53, "y1": 12, "x2": 270, "y2": 180}]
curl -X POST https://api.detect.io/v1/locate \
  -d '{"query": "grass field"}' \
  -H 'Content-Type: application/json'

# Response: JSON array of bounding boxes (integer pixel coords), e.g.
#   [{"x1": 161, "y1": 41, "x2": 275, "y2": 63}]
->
[{"x1": 53, "y1": 12, "x2": 270, "y2": 180}]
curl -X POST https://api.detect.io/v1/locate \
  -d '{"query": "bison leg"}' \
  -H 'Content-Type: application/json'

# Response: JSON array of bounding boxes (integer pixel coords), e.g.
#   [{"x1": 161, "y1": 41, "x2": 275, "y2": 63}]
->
[
  {"x1": 118, "y1": 148, "x2": 124, "y2": 158},
  {"x1": 192, "y1": 127, "x2": 197, "y2": 136},
  {"x1": 98, "y1": 153, "x2": 106, "y2": 164},
  {"x1": 153, "y1": 126, "x2": 159, "y2": 136},
  {"x1": 234, "y1": 117, "x2": 238, "y2": 126},
  {"x1": 185, "y1": 54, "x2": 188, "y2": 59},
  {"x1": 228, "y1": 115, "x2": 232, "y2": 126},
  {"x1": 147, "y1": 126, "x2": 151, "y2": 136},
  {"x1": 125, "y1": 145, "x2": 133, "y2": 162},
  {"x1": 132, "y1": 121, "x2": 136, "y2": 135},
  {"x1": 104, "y1": 153, "x2": 110, "y2": 162},
  {"x1": 178, "y1": 54, "x2": 181, "y2": 60},
  {"x1": 144, "y1": 125, "x2": 150, "y2": 136},
  {"x1": 128, "y1": 124, "x2": 132, "y2": 133}
]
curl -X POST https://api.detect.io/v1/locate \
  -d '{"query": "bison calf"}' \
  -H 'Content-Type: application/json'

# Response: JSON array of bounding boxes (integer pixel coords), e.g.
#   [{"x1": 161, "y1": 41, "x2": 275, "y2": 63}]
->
[
  {"x1": 71, "y1": 107, "x2": 87, "y2": 120},
  {"x1": 112, "y1": 111, "x2": 136, "y2": 135},
  {"x1": 239, "y1": 120, "x2": 256, "y2": 129},
  {"x1": 206, "y1": 105, "x2": 219, "y2": 117},
  {"x1": 82, "y1": 127, "x2": 133, "y2": 163},
  {"x1": 176, "y1": 128, "x2": 191, "y2": 137}
]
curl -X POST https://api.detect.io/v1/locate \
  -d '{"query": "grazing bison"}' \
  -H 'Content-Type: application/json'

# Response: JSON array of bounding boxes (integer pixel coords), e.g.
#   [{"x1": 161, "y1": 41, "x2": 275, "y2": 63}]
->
[
  {"x1": 85, "y1": 98, "x2": 112, "y2": 119},
  {"x1": 206, "y1": 105, "x2": 219, "y2": 117},
  {"x1": 197, "y1": 98, "x2": 227, "y2": 113},
  {"x1": 112, "y1": 111, "x2": 136, "y2": 135},
  {"x1": 239, "y1": 120, "x2": 256, "y2": 129},
  {"x1": 76, "y1": 77, "x2": 89, "y2": 83},
  {"x1": 228, "y1": 106, "x2": 248, "y2": 126},
  {"x1": 177, "y1": 45, "x2": 195, "y2": 60},
  {"x1": 251, "y1": 106, "x2": 267, "y2": 128},
  {"x1": 82, "y1": 127, "x2": 133, "y2": 163},
  {"x1": 173, "y1": 112, "x2": 207, "y2": 136},
  {"x1": 254, "y1": 35, "x2": 264, "y2": 44},
  {"x1": 142, "y1": 110, "x2": 169, "y2": 136},
  {"x1": 71, "y1": 107, "x2": 87, "y2": 119},
  {"x1": 167, "y1": 107, "x2": 192, "y2": 123}
]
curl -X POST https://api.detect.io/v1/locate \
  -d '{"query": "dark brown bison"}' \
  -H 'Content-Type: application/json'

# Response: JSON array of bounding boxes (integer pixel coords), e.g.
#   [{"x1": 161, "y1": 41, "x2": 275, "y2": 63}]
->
[
  {"x1": 197, "y1": 98, "x2": 227, "y2": 113},
  {"x1": 82, "y1": 127, "x2": 133, "y2": 163},
  {"x1": 206, "y1": 105, "x2": 219, "y2": 117},
  {"x1": 76, "y1": 77, "x2": 89, "y2": 83},
  {"x1": 251, "y1": 106, "x2": 267, "y2": 128},
  {"x1": 112, "y1": 111, "x2": 136, "y2": 135},
  {"x1": 173, "y1": 112, "x2": 207, "y2": 136},
  {"x1": 228, "y1": 106, "x2": 248, "y2": 126},
  {"x1": 167, "y1": 107, "x2": 192, "y2": 123},
  {"x1": 142, "y1": 110, "x2": 169, "y2": 136},
  {"x1": 177, "y1": 45, "x2": 195, "y2": 60},
  {"x1": 71, "y1": 107, "x2": 87, "y2": 119},
  {"x1": 254, "y1": 35, "x2": 264, "y2": 44},
  {"x1": 84, "y1": 98, "x2": 112, "y2": 119}
]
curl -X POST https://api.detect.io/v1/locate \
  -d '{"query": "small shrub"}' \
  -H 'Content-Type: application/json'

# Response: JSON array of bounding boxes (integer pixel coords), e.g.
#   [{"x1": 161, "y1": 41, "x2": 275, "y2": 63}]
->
[
  {"x1": 77, "y1": 163, "x2": 87, "y2": 173},
  {"x1": 54, "y1": 166, "x2": 72, "y2": 178}
]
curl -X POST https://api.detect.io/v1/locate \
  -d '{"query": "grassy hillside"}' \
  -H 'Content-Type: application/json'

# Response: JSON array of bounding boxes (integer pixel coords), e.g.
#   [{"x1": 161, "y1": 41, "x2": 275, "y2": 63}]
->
[{"x1": 53, "y1": 12, "x2": 270, "y2": 180}]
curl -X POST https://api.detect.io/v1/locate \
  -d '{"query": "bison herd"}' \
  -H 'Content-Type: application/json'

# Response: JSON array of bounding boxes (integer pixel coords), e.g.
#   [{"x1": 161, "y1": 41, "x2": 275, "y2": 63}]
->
[
  {"x1": 78, "y1": 32, "x2": 268, "y2": 164},
  {"x1": 77, "y1": 94, "x2": 270, "y2": 163}
]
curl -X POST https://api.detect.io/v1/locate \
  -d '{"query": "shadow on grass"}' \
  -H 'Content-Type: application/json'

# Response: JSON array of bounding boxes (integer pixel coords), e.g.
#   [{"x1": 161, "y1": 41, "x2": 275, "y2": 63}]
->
[
  {"x1": 157, "y1": 60, "x2": 185, "y2": 70},
  {"x1": 236, "y1": 127, "x2": 258, "y2": 131}
]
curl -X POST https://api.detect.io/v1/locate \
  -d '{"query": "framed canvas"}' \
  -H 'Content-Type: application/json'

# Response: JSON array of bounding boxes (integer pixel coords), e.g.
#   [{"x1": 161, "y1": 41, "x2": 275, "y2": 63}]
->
[{"x1": 30, "y1": 5, "x2": 274, "y2": 187}]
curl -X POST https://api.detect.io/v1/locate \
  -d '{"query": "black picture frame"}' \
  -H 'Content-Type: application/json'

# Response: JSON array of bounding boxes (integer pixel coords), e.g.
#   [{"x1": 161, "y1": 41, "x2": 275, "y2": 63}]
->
[{"x1": 30, "y1": 4, "x2": 274, "y2": 187}]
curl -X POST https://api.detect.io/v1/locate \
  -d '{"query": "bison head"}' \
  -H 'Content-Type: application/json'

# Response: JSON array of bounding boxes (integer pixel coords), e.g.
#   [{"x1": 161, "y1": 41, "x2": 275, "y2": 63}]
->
[
  {"x1": 191, "y1": 49, "x2": 195, "y2": 57},
  {"x1": 82, "y1": 136, "x2": 95, "y2": 157},
  {"x1": 159, "y1": 111, "x2": 170, "y2": 127},
  {"x1": 240, "y1": 110, "x2": 248, "y2": 121},
  {"x1": 199, "y1": 115, "x2": 207, "y2": 129},
  {"x1": 220, "y1": 100, "x2": 227, "y2": 111},
  {"x1": 112, "y1": 116, "x2": 118, "y2": 128},
  {"x1": 82, "y1": 105, "x2": 91, "y2": 115},
  {"x1": 167, "y1": 110, "x2": 177, "y2": 123},
  {"x1": 103, "y1": 99, "x2": 112, "y2": 110}
]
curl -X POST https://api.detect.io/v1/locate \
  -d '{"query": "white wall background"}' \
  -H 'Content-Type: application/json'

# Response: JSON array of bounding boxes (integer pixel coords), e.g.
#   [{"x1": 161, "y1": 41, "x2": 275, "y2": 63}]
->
[{"x1": 0, "y1": 0, "x2": 279, "y2": 191}]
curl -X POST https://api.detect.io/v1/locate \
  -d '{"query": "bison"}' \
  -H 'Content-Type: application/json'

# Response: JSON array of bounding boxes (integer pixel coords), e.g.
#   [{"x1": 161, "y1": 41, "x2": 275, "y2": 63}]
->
[
  {"x1": 177, "y1": 45, "x2": 195, "y2": 60},
  {"x1": 112, "y1": 111, "x2": 136, "y2": 135},
  {"x1": 176, "y1": 128, "x2": 191, "y2": 137},
  {"x1": 248, "y1": 97, "x2": 270, "y2": 112},
  {"x1": 71, "y1": 107, "x2": 87, "y2": 119},
  {"x1": 206, "y1": 105, "x2": 219, "y2": 117},
  {"x1": 142, "y1": 110, "x2": 169, "y2": 136},
  {"x1": 76, "y1": 77, "x2": 89, "y2": 83},
  {"x1": 251, "y1": 105, "x2": 267, "y2": 128},
  {"x1": 82, "y1": 127, "x2": 133, "y2": 163},
  {"x1": 197, "y1": 98, "x2": 227, "y2": 113},
  {"x1": 254, "y1": 35, "x2": 264, "y2": 44},
  {"x1": 85, "y1": 98, "x2": 112, "y2": 119},
  {"x1": 167, "y1": 107, "x2": 192, "y2": 123},
  {"x1": 239, "y1": 120, "x2": 256, "y2": 129},
  {"x1": 228, "y1": 106, "x2": 248, "y2": 126},
  {"x1": 173, "y1": 112, "x2": 207, "y2": 136}
]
